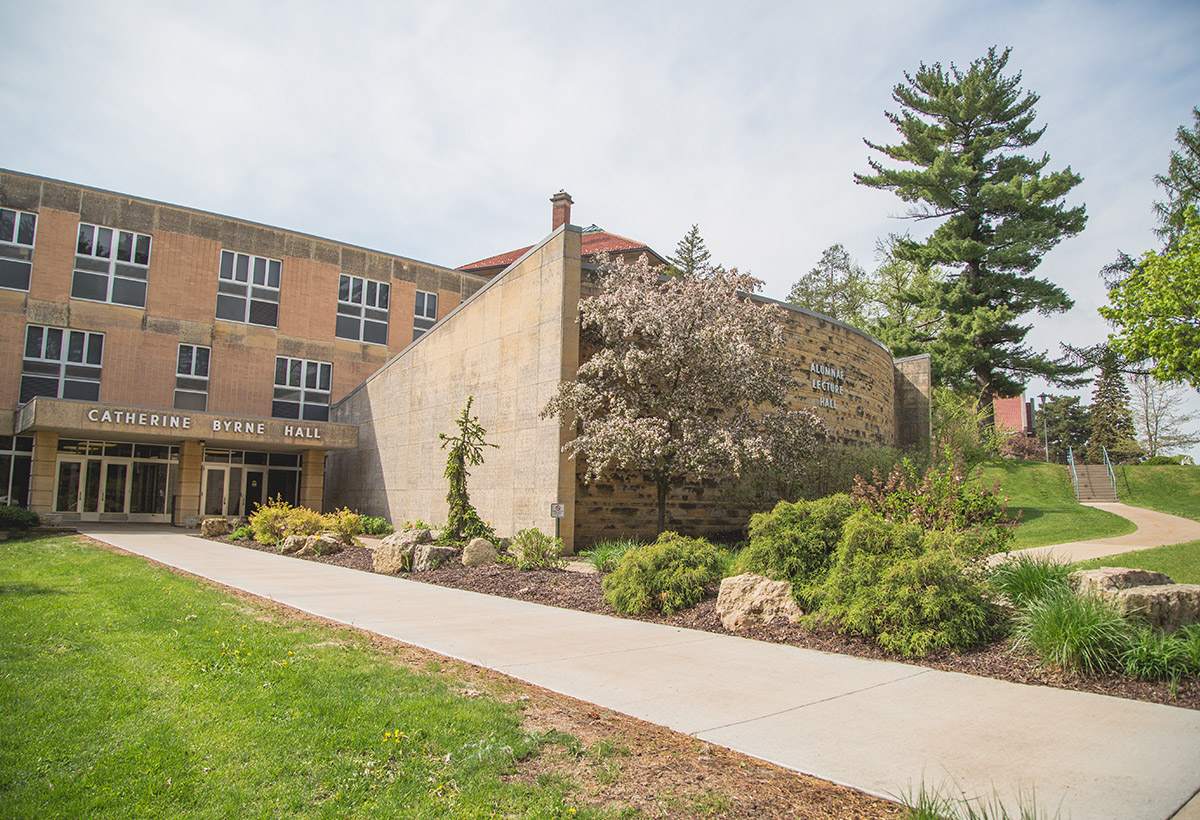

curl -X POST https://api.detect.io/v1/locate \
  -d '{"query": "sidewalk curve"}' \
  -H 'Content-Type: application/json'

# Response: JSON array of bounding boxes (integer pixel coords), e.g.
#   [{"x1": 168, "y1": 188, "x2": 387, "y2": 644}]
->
[
  {"x1": 996, "y1": 502, "x2": 1200, "y2": 565},
  {"x1": 81, "y1": 526, "x2": 1200, "y2": 820}
]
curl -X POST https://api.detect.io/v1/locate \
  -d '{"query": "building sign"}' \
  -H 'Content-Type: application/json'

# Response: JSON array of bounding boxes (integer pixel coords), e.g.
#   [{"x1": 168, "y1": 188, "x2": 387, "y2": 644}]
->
[{"x1": 810, "y1": 361, "x2": 845, "y2": 410}]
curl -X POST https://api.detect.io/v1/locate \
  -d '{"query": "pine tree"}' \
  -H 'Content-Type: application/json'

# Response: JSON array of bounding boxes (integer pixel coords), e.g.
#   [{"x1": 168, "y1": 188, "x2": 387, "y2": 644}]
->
[
  {"x1": 668, "y1": 224, "x2": 722, "y2": 277},
  {"x1": 1153, "y1": 106, "x2": 1200, "y2": 248},
  {"x1": 855, "y1": 46, "x2": 1088, "y2": 421},
  {"x1": 1086, "y1": 347, "x2": 1141, "y2": 464}
]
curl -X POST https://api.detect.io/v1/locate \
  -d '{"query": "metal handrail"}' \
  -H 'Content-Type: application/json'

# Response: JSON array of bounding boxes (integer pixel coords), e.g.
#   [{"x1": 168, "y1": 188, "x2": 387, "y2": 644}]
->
[
  {"x1": 1067, "y1": 446, "x2": 1080, "y2": 499},
  {"x1": 1101, "y1": 445, "x2": 1119, "y2": 501}
]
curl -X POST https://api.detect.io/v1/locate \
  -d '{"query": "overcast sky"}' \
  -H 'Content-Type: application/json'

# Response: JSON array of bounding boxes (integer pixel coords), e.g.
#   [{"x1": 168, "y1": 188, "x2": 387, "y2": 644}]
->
[{"x1": 3, "y1": 0, "x2": 1199, "y2": 453}]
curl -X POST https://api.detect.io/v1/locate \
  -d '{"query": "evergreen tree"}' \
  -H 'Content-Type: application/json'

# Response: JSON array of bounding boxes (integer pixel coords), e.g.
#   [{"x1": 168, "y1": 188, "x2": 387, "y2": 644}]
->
[
  {"x1": 1086, "y1": 347, "x2": 1141, "y2": 464},
  {"x1": 438, "y1": 396, "x2": 498, "y2": 544},
  {"x1": 1153, "y1": 106, "x2": 1200, "y2": 248},
  {"x1": 864, "y1": 235, "x2": 945, "y2": 358},
  {"x1": 855, "y1": 46, "x2": 1088, "y2": 421},
  {"x1": 1035, "y1": 395, "x2": 1091, "y2": 464},
  {"x1": 787, "y1": 243, "x2": 873, "y2": 326},
  {"x1": 668, "y1": 224, "x2": 722, "y2": 277}
]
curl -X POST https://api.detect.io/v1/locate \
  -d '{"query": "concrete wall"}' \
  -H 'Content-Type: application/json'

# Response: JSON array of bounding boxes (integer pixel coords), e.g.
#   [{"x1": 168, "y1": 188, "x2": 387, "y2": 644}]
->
[
  {"x1": 327, "y1": 226, "x2": 583, "y2": 550},
  {"x1": 894, "y1": 354, "x2": 933, "y2": 451}
]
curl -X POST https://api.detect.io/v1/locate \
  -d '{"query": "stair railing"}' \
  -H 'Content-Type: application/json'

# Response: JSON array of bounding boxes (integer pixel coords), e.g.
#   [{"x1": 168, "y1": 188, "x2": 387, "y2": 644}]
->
[
  {"x1": 1067, "y1": 446, "x2": 1080, "y2": 499},
  {"x1": 1101, "y1": 445, "x2": 1119, "y2": 501}
]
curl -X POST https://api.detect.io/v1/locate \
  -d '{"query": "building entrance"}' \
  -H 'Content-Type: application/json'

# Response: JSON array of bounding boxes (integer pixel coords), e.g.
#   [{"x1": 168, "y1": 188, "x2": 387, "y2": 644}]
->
[
  {"x1": 201, "y1": 449, "x2": 300, "y2": 518},
  {"x1": 53, "y1": 441, "x2": 177, "y2": 522}
]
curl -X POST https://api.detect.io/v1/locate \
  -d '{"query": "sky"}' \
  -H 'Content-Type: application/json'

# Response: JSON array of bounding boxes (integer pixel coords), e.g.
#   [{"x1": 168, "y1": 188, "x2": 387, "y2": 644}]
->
[{"x1": 3, "y1": 0, "x2": 1199, "y2": 454}]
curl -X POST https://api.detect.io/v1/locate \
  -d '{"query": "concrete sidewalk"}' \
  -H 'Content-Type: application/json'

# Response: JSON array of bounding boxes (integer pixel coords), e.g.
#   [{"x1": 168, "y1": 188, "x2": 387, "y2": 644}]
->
[
  {"x1": 80, "y1": 526, "x2": 1200, "y2": 820},
  {"x1": 997, "y1": 502, "x2": 1200, "y2": 565}
]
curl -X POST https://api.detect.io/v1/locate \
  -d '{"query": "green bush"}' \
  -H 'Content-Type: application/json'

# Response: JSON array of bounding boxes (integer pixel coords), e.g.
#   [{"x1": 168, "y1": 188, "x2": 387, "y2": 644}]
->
[
  {"x1": 248, "y1": 497, "x2": 292, "y2": 546},
  {"x1": 247, "y1": 500, "x2": 357, "y2": 548},
  {"x1": 602, "y1": 532, "x2": 722, "y2": 616},
  {"x1": 508, "y1": 528, "x2": 567, "y2": 570},
  {"x1": 988, "y1": 552, "x2": 1072, "y2": 610},
  {"x1": 286, "y1": 505, "x2": 328, "y2": 539},
  {"x1": 231, "y1": 525, "x2": 253, "y2": 540},
  {"x1": 739, "y1": 494, "x2": 856, "y2": 605},
  {"x1": 323, "y1": 507, "x2": 364, "y2": 544},
  {"x1": 1180, "y1": 623, "x2": 1200, "y2": 674},
  {"x1": 817, "y1": 510, "x2": 1001, "y2": 657},
  {"x1": 581, "y1": 538, "x2": 643, "y2": 573},
  {"x1": 1121, "y1": 626, "x2": 1193, "y2": 681},
  {"x1": 1012, "y1": 588, "x2": 1129, "y2": 675},
  {"x1": 1141, "y1": 455, "x2": 1185, "y2": 465},
  {"x1": 361, "y1": 515, "x2": 394, "y2": 536},
  {"x1": 0, "y1": 505, "x2": 39, "y2": 532}
]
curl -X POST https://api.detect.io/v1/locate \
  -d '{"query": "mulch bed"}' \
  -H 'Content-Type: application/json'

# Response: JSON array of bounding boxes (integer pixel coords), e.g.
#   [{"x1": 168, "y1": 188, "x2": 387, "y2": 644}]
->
[{"x1": 224, "y1": 536, "x2": 1200, "y2": 711}]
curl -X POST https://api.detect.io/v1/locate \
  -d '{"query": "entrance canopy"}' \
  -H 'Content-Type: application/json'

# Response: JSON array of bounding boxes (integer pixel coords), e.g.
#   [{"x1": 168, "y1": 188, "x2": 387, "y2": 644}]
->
[{"x1": 16, "y1": 398, "x2": 358, "y2": 451}]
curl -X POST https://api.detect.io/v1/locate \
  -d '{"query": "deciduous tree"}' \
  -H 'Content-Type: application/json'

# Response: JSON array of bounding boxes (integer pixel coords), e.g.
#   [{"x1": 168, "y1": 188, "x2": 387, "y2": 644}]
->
[
  {"x1": 787, "y1": 243, "x2": 873, "y2": 326},
  {"x1": 855, "y1": 46, "x2": 1087, "y2": 418},
  {"x1": 542, "y1": 253, "x2": 824, "y2": 534},
  {"x1": 1128, "y1": 374, "x2": 1200, "y2": 458}
]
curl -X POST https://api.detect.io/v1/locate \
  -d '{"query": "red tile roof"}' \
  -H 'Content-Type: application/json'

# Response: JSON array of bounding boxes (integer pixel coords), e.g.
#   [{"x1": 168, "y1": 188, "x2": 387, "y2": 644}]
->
[{"x1": 458, "y1": 228, "x2": 661, "y2": 272}]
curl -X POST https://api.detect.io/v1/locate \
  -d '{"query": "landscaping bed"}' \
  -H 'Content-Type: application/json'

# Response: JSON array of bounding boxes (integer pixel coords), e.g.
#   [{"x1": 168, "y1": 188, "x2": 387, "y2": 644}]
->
[{"x1": 221, "y1": 535, "x2": 1200, "y2": 711}]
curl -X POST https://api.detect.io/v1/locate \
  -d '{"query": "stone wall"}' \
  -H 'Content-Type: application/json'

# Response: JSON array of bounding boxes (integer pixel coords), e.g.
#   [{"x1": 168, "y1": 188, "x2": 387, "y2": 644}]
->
[
  {"x1": 894, "y1": 354, "x2": 933, "y2": 450},
  {"x1": 327, "y1": 227, "x2": 583, "y2": 549}
]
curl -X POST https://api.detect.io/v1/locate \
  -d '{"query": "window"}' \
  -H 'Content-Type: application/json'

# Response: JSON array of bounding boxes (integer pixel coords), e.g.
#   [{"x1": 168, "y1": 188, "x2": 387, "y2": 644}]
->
[
  {"x1": 272, "y1": 356, "x2": 331, "y2": 421},
  {"x1": 216, "y1": 250, "x2": 281, "y2": 327},
  {"x1": 413, "y1": 290, "x2": 438, "y2": 341},
  {"x1": 71, "y1": 222, "x2": 151, "y2": 308},
  {"x1": 0, "y1": 208, "x2": 37, "y2": 291},
  {"x1": 20, "y1": 325, "x2": 104, "y2": 403},
  {"x1": 0, "y1": 436, "x2": 33, "y2": 508},
  {"x1": 175, "y1": 344, "x2": 210, "y2": 411},
  {"x1": 335, "y1": 274, "x2": 390, "y2": 344}
]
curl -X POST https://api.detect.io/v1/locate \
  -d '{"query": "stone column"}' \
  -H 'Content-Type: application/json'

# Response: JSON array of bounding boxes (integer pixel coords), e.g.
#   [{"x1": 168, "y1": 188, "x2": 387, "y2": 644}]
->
[
  {"x1": 300, "y1": 450, "x2": 325, "y2": 511},
  {"x1": 28, "y1": 430, "x2": 58, "y2": 516},
  {"x1": 175, "y1": 441, "x2": 203, "y2": 526}
]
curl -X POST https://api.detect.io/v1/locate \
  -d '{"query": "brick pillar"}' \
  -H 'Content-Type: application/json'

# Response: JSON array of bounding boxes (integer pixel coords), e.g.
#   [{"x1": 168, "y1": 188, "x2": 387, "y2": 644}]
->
[
  {"x1": 28, "y1": 430, "x2": 58, "y2": 516},
  {"x1": 175, "y1": 441, "x2": 203, "y2": 526},
  {"x1": 551, "y1": 190, "x2": 573, "y2": 230},
  {"x1": 300, "y1": 450, "x2": 325, "y2": 512}
]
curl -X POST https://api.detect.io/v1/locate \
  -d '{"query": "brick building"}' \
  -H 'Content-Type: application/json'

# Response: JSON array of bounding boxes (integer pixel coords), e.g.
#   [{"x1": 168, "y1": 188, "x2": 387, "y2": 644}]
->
[
  {"x1": 2, "y1": 171, "x2": 930, "y2": 545},
  {"x1": 0, "y1": 169, "x2": 487, "y2": 524}
]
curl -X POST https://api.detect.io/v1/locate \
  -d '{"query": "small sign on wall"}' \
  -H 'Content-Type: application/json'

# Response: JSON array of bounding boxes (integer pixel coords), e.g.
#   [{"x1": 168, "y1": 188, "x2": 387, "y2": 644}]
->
[{"x1": 550, "y1": 502, "x2": 566, "y2": 518}]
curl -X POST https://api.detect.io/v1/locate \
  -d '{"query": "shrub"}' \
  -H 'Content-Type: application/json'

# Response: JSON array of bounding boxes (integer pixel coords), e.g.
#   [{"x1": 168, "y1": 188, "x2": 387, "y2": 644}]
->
[
  {"x1": 248, "y1": 497, "x2": 293, "y2": 546},
  {"x1": 1140, "y1": 455, "x2": 1184, "y2": 465},
  {"x1": 988, "y1": 552, "x2": 1072, "y2": 610},
  {"x1": 323, "y1": 507, "x2": 364, "y2": 544},
  {"x1": 817, "y1": 510, "x2": 1001, "y2": 657},
  {"x1": 582, "y1": 538, "x2": 643, "y2": 573},
  {"x1": 1121, "y1": 626, "x2": 1192, "y2": 681},
  {"x1": 509, "y1": 528, "x2": 567, "y2": 570},
  {"x1": 0, "y1": 504, "x2": 39, "y2": 532},
  {"x1": 602, "y1": 532, "x2": 722, "y2": 616},
  {"x1": 1012, "y1": 588, "x2": 1129, "y2": 675},
  {"x1": 1181, "y1": 623, "x2": 1200, "y2": 674},
  {"x1": 361, "y1": 515, "x2": 394, "y2": 536},
  {"x1": 739, "y1": 494, "x2": 856, "y2": 605},
  {"x1": 231, "y1": 525, "x2": 253, "y2": 540},
  {"x1": 285, "y1": 505, "x2": 327, "y2": 538}
]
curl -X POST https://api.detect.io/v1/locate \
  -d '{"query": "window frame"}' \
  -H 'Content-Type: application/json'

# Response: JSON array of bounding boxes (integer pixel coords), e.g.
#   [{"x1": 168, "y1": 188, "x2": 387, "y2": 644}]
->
[
  {"x1": 413, "y1": 289, "x2": 438, "y2": 341},
  {"x1": 20, "y1": 324, "x2": 105, "y2": 403},
  {"x1": 215, "y1": 249, "x2": 282, "y2": 328},
  {"x1": 71, "y1": 222, "x2": 152, "y2": 308},
  {"x1": 272, "y1": 356, "x2": 332, "y2": 421},
  {"x1": 174, "y1": 343, "x2": 211, "y2": 411},
  {"x1": 0, "y1": 208, "x2": 38, "y2": 292},
  {"x1": 335, "y1": 273, "x2": 391, "y2": 345}
]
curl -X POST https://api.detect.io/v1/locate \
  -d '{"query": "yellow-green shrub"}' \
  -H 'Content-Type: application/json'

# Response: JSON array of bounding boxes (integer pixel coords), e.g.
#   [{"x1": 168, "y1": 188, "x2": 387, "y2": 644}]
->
[{"x1": 602, "y1": 532, "x2": 722, "y2": 615}]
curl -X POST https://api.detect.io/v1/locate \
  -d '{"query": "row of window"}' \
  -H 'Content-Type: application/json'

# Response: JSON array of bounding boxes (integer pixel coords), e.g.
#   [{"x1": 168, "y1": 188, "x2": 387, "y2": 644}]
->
[
  {"x1": 0, "y1": 208, "x2": 442, "y2": 344},
  {"x1": 20, "y1": 325, "x2": 335, "y2": 421}
]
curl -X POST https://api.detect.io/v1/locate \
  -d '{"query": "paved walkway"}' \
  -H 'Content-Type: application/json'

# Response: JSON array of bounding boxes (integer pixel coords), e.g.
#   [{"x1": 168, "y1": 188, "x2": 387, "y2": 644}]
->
[
  {"x1": 79, "y1": 525, "x2": 1200, "y2": 820},
  {"x1": 994, "y1": 502, "x2": 1200, "y2": 565}
]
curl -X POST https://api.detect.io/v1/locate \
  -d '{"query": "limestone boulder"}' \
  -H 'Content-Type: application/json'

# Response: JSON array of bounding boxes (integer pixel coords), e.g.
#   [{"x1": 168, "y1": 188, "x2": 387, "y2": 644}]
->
[
  {"x1": 201, "y1": 518, "x2": 232, "y2": 538},
  {"x1": 279, "y1": 534, "x2": 306, "y2": 555},
  {"x1": 413, "y1": 544, "x2": 458, "y2": 572},
  {"x1": 373, "y1": 540, "x2": 414, "y2": 574},
  {"x1": 716, "y1": 573, "x2": 803, "y2": 631},
  {"x1": 1070, "y1": 567, "x2": 1175, "y2": 596},
  {"x1": 462, "y1": 538, "x2": 498, "y2": 566},
  {"x1": 298, "y1": 533, "x2": 342, "y2": 557},
  {"x1": 1115, "y1": 584, "x2": 1200, "y2": 632}
]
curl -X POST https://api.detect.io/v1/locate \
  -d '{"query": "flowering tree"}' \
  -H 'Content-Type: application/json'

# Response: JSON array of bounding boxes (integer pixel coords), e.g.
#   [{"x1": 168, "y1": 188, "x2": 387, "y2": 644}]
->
[{"x1": 542, "y1": 253, "x2": 825, "y2": 533}]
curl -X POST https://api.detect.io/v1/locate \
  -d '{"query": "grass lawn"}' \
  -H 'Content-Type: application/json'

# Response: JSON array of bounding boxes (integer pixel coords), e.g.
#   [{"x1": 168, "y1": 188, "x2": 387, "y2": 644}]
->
[
  {"x1": 0, "y1": 536, "x2": 606, "y2": 820},
  {"x1": 1115, "y1": 464, "x2": 1200, "y2": 522},
  {"x1": 975, "y1": 461, "x2": 1135, "y2": 548},
  {"x1": 1072, "y1": 538, "x2": 1200, "y2": 584}
]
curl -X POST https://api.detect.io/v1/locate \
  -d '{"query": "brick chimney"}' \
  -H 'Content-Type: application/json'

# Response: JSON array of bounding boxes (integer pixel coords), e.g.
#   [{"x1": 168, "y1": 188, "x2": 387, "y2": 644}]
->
[{"x1": 551, "y1": 190, "x2": 573, "y2": 230}]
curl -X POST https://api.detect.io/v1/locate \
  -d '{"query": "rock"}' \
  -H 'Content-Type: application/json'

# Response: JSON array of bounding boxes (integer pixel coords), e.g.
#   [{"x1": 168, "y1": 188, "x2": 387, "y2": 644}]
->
[
  {"x1": 716, "y1": 573, "x2": 803, "y2": 631},
  {"x1": 413, "y1": 544, "x2": 458, "y2": 572},
  {"x1": 1069, "y1": 567, "x2": 1175, "y2": 596},
  {"x1": 201, "y1": 518, "x2": 232, "y2": 538},
  {"x1": 373, "y1": 540, "x2": 414, "y2": 574},
  {"x1": 279, "y1": 534, "x2": 306, "y2": 554},
  {"x1": 297, "y1": 533, "x2": 342, "y2": 556},
  {"x1": 1115, "y1": 584, "x2": 1200, "y2": 632},
  {"x1": 462, "y1": 538, "x2": 498, "y2": 566}
]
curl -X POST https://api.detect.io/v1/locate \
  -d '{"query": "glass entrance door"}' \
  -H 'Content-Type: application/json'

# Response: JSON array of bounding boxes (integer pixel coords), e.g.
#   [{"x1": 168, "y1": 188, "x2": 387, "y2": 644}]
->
[
  {"x1": 203, "y1": 467, "x2": 226, "y2": 516},
  {"x1": 55, "y1": 458, "x2": 103, "y2": 520}
]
